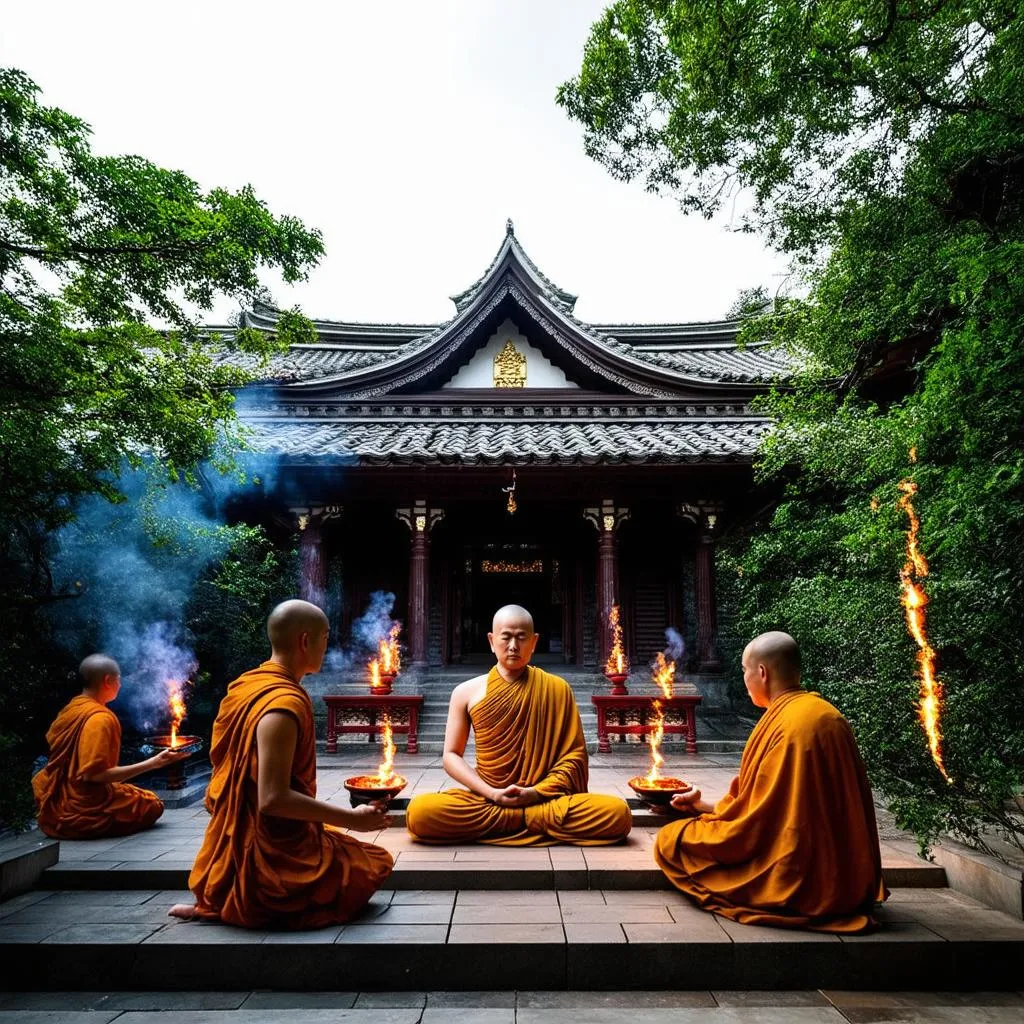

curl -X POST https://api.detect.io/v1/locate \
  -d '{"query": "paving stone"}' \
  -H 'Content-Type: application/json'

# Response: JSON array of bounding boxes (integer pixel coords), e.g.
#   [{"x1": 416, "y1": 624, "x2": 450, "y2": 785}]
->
[
  {"x1": 39, "y1": 890, "x2": 160, "y2": 905},
  {"x1": 426, "y1": 991, "x2": 516, "y2": 1007},
  {"x1": 388, "y1": 890, "x2": 456, "y2": 905},
  {"x1": 115, "y1": 1014, "x2": 423, "y2": 1024},
  {"x1": 266, "y1": 926, "x2": 345, "y2": 943},
  {"x1": 0, "y1": 1014, "x2": 122, "y2": 1024},
  {"x1": 451, "y1": 904, "x2": 562, "y2": 925},
  {"x1": 714, "y1": 917, "x2": 842, "y2": 943},
  {"x1": 623, "y1": 919, "x2": 730, "y2": 943},
  {"x1": 421, "y1": 1011, "x2": 514, "y2": 1023},
  {"x1": 562, "y1": 922, "x2": 625, "y2": 943},
  {"x1": 518, "y1": 1010, "x2": 845, "y2": 1023},
  {"x1": 836, "y1": 922, "x2": 945, "y2": 943},
  {"x1": 561, "y1": 905, "x2": 673, "y2": 924},
  {"x1": 556, "y1": 891, "x2": 607, "y2": 906},
  {"x1": 0, "y1": 891, "x2": 49, "y2": 919},
  {"x1": 518, "y1": 991, "x2": 717, "y2": 1008},
  {"x1": 455, "y1": 890, "x2": 559, "y2": 905},
  {"x1": 823, "y1": 992, "x2": 1024, "y2": 1008},
  {"x1": 714, "y1": 992, "x2": 833, "y2": 1007},
  {"x1": 838, "y1": 1011, "x2": 1024, "y2": 1023},
  {"x1": 447, "y1": 923, "x2": 565, "y2": 943},
  {"x1": 241, "y1": 993, "x2": 358, "y2": 1009},
  {"x1": 0, "y1": 923, "x2": 61, "y2": 942},
  {"x1": 40, "y1": 923, "x2": 165, "y2": 944},
  {"x1": 353, "y1": 992, "x2": 426, "y2": 1008},
  {"x1": 337, "y1": 924, "x2": 448, "y2": 943},
  {"x1": 142, "y1": 923, "x2": 267, "y2": 943},
  {"x1": 376, "y1": 904, "x2": 452, "y2": 925}
]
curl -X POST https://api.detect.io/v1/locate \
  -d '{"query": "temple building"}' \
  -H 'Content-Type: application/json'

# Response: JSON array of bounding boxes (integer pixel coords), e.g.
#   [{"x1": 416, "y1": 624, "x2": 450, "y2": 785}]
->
[{"x1": 224, "y1": 222, "x2": 790, "y2": 693}]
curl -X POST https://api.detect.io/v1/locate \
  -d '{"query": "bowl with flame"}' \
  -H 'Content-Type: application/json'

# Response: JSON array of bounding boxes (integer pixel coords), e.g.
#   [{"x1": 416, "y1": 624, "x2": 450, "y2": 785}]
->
[
  {"x1": 139, "y1": 734, "x2": 204, "y2": 758},
  {"x1": 344, "y1": 773, "x2": 407, "y2": 807},
  {"x1": 628, "y1": 775, "x2": 689, "y2": 810}
]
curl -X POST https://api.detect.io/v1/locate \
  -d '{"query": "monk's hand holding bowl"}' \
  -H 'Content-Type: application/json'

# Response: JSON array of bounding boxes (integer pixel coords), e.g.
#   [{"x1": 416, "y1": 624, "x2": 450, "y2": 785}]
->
[
  {"x1": 490, "y1": 784, "x2": 541, "y2": 808},
  {"x1": 346, "y1": 801, "x2": 391, "y2": 831},
  {"x1": 151, "y1": 747, "x2": 191, "y2": 768},
  {"x1": 669, "y1": 786, "x2": 710, "y2": 815}
]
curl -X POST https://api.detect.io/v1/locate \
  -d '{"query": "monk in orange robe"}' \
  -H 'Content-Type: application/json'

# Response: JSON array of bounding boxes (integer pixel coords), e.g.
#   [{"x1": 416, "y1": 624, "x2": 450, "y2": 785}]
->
[
  {"x1": 170, "y1": 600, "x2": 393, "y2": 929},
  {"x1": 34, "y1": 654, "x2": 186, "y2": 839},
  {"x1": 654, "y1": 631, "x2": 887, "y2": 933},
  {"x1": 407, "y1": 604, "x2": 631, "y2": 846}
]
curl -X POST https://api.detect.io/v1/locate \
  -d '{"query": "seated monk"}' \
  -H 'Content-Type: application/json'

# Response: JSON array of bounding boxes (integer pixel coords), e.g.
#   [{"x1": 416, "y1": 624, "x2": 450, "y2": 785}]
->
[
  {"x1": 170, "y1": 600, "x2": 393, "y2": 928},
  {"x1": 654, "y1": 631, "x2": 888, "y2": 933},
  {"x1": 406, "y1": 604, "x2": 631, "y2": 846},
  {"x1": 34, "y1": 654, "x2": 185, "y2": 839}
]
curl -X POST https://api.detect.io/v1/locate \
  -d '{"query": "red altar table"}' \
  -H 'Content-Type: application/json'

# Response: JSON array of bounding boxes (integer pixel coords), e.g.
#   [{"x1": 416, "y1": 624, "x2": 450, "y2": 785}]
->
[
  {"x1": 591, "y1": 694, "x2": 702, "y2": 755},
  {"x1": 323, "y1": 694, "x2": 424, "y2": 754}
]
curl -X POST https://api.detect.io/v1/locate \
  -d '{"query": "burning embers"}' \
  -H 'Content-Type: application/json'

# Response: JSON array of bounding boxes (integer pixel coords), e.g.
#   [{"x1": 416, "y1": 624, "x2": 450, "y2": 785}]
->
[
  {"x1": 167, "y1": 680, "x2": 187, "y2": 747},
  {"x1": 141, "y1": 678, "x2": 202, "y2": 789},
  {"x1": 898, "y1": 457, "x2": 953, "y2": 783},
  {"x1": 369, "y1": 623, "x2": 401, "y2": 694},
  {"x1": 628, "y1": 644, "x2": 688, "y2": 807},
  {"x1": 603, "y1": 604, "x2": 630, "y2": 694}
]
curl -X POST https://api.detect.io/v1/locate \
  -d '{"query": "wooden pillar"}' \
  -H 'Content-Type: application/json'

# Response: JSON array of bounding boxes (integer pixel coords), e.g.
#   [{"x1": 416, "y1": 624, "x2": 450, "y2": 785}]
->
[
  {"x1": 291, "y1": 506, "x2": 342, "y2": 609},
  {"x1": 680, "y1": 503, "x2": 723, "y2": 672},
  {"x1": 397, "y1": 501, "x2": 444, "y2": 669},
  {"x1": 584, "y1": 501, "x2": 630, "y2": 667}
]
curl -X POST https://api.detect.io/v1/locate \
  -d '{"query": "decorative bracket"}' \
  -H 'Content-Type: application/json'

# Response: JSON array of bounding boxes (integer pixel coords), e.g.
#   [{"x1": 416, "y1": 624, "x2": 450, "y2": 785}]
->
[
  {"x1": 678, "y1": 501, "x2": 723, "y2": 534},
  {"x1": 583, "y1": 499, "x2": 630, "y2": 534},
  {"x1": 288, "y1": 505, "x2": 343, "y2": 532},
  {"x1": 396, "y1": 499, "x2": 445, "y2": 534}
]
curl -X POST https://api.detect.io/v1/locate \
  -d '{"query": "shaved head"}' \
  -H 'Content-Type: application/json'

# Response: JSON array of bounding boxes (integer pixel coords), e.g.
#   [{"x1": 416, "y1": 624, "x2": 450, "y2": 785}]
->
[
  {"x1": 492, "y1": 604, "x2": 534, "y2": 634},
  {"x1": 267, "y1": 600, "x2": 329, "y2": 653},
  {"x1": 745, "y1": 631, "x2": 801, "y2": 684},
  {"x1": 79, "y1": 654, "x2": 120, "y2": 688}
]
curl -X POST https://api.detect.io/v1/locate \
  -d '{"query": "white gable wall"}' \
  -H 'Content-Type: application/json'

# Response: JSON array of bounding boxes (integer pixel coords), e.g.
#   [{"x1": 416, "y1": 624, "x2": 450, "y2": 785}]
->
[{"x1": 441, "y1": 318, "x2": 579, "y2": 389}]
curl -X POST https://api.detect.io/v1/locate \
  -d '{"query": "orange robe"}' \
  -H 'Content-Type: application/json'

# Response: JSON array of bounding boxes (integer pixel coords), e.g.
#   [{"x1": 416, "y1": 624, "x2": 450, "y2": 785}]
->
[
  {"x1": 188, "y1": 661, "x2": 393, "y2": 929},
  {"x1": 654, "y1": 689, "x2": 888, "y2": 933},
  {"x1": 33, "y1": 695, "x2": 163, "y2": 839},
  {"x1": 407, "y1": 665, "x2": 631, "y2": 846}
]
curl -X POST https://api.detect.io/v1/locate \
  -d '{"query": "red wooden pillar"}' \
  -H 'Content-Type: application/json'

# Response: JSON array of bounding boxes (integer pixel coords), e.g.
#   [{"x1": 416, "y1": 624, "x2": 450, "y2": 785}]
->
[
  {"x1": 397, "y1": 501, "x2": 443, "y2": 669},
  {"x1": 680, "y1": 503, "x2": 723, "y2": 672},
  {"x1": 585, "y1": 501, "x2": 629, "y2": 667},
  {"x1": 291, "y1": 506, "x2": 342, "y2": 610}
]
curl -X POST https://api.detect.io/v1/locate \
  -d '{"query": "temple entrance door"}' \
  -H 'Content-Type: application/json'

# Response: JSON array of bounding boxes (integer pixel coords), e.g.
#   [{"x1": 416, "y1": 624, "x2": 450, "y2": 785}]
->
[{"x1": 462, "y1": 549, "x2": 559, "y2": 661}]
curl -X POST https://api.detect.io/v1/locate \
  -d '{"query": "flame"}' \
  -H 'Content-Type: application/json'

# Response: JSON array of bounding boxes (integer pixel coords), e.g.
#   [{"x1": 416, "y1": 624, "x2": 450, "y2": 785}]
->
[
  {"x1": 167, "y1": 680, "x2": 187, "y2": 748},
  {"x1": 604, "y1": 604, "x2": 629, "y2": 676},
  {"x1": 643, "y1": 647, "x2": 678, "y2": 784},
  {"x1": 644, "y1": 700, "x2": 666, "y2": 784},
  {"x1": 898, "y1": 476, "x2": 952, "y2": 783},
  {"x1": 380, "y1": 623, "x2": 401, "y2": 675},
  {"x1": 372, "y1": 713, "x2": 397, "y2": 785}
]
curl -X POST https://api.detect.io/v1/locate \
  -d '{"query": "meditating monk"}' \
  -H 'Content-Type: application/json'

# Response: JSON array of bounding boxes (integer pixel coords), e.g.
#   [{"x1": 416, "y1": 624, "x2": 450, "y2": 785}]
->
[
  {"x1": 654, "y1": 631, "x2": 887, "y2": 933},
  {"x1": 33, "y1": 654, "x2": 184, "y2": 839},
  {"x1": 170, "y1": 600, "x2": 393, "y2": 929},
  {"x1": 406, "y1": 604, "x2": 631, "y2": 846}
]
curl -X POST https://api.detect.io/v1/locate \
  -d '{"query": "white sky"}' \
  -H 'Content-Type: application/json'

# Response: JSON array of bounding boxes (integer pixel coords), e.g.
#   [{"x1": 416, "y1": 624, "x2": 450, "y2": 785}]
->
[{"x1": 2, "y1": 1, "x2": 787, "y2": 326}]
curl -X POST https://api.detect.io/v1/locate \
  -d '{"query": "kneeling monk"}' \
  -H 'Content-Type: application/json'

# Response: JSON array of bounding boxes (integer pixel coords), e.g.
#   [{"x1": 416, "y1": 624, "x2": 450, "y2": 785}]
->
[
  {"x1": 407, "y1": 604, "x2": 631, "y2": 846},
  {"x1": 171, "y1": 600, "x2": 393, "y2": 928},
  {"x1": 654, "y1": 631, "x2": 887, "y2": 933},
  {"x1": 34, "y1": 654, "x2": 185, "y2": 839}
]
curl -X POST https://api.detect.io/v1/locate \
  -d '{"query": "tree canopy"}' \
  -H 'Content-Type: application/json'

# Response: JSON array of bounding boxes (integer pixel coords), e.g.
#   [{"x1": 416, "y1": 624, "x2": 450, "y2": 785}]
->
[{"x1": 561, "y1": 2, "x2": 1024, "y2": 853}]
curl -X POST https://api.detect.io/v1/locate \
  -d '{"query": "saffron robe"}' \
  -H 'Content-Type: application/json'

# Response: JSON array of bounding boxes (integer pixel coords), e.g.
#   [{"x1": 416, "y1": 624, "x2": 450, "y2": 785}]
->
[
  {"x1": 406, "y1": 665, "x2": 631, "y2": 846},
  {"x1": 33, "y1": 695, "x2": 163, "y2": 839},
  {"x1": 188, "y1": 661, "x2": 393, "y2": 929},
  {"x1": 654, "y1": 689, "x2": 888, "y2": 933}
]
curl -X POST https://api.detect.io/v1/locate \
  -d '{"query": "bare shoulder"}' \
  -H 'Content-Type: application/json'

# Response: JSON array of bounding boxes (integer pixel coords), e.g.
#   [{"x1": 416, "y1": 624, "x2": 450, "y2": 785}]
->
[{"x1": 452, "y1": 673, "x2": 489, "y2": 712}]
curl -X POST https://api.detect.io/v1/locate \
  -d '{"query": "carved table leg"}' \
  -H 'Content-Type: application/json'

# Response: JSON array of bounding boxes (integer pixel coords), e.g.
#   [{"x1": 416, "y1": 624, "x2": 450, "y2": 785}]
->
[
  {"x1": 597, "y1": 707, "x2": 611, "y2": 754},
  {"x1": 326, "y1": 705, "x2": 338, "y2": 755},
  {"x1": 407, "y1": 707, "x2": 419, "y2": 754},
  {"x1": 686, "y1": 704, "x2": 698, "y2": 756}
]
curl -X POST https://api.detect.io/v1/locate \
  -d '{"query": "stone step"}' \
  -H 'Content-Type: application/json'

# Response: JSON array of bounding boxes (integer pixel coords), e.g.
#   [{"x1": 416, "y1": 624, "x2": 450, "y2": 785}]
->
[{"x1": 2, "y1": 886, "x2": 1021, "y2": 992}]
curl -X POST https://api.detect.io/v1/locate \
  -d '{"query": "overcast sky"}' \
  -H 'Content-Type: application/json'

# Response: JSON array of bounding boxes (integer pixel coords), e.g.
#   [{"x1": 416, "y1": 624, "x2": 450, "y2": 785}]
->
[{"x1": 2, "y1": 1, "x2": 787, "y2": 326}]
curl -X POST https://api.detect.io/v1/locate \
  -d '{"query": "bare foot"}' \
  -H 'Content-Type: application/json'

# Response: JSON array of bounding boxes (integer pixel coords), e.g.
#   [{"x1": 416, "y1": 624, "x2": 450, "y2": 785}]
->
[{"x1": 168, "y1": 903, "x2": 201, "y2": 920}]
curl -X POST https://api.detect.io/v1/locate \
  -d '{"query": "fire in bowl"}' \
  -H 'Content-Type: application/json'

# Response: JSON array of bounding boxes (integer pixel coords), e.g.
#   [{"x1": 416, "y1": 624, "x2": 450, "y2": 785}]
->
[
  {"x1": 139, "y1": 734, "x2": 204, "y2": 757},
  {"x1": 344, "y1": 774, "x2": 407, "y2": 807},
  {"x1": 627, "y1": 775, "x2": 689, "y2": 809}
]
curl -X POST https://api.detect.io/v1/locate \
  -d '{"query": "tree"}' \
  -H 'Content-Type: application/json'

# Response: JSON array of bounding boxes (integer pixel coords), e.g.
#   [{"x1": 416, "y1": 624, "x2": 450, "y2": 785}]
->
[
  {"x1": 561, "y1": 3, "x2": 1024, "y2": 853},
  {"x1": 0, "y1": 69, "x2": 322, "y2": 824}
]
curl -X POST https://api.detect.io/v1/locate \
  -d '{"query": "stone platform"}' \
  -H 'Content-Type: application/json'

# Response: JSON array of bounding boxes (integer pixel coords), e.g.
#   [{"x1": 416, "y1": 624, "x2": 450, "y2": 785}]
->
[{"x1": 3, "y1": 754, "x2": 1023, "y2": 997}]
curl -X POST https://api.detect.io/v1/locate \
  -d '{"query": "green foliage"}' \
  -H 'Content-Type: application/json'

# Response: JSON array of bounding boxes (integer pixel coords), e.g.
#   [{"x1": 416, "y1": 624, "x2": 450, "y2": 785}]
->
[
  {"x1": 0, "y1": 68, "x2": 322, "y2": 826},
  {"x1": 185, "y1": 526, "x2": 299, "y2": 708},
  {"x1": 565, "y1": 2, "x2": 1024, "y2": 853}
]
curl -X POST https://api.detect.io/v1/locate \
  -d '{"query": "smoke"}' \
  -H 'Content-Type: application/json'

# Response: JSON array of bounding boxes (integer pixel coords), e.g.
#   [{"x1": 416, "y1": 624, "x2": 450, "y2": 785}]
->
[
  {"x1": 664, "y1": 627, "x2": 685, "y2": 663},
  {"x1": 322, "y1": 590, "x2": 402, "y2": 673},
  {"x1": 48, "y1": 468, "x2": 237, "y2": 733}
]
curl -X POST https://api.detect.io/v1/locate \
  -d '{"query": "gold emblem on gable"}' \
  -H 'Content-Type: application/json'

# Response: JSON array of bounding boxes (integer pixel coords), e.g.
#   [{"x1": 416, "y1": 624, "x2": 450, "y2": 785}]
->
[{"x1": 493, "y1": 339, "x2": 527, "y2": 388}]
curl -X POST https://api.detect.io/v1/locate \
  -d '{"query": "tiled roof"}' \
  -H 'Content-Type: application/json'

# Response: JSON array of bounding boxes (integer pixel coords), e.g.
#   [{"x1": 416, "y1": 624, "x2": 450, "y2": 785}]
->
[{"x1": 242, "y1": 419, "x2": 768, "y2": 464}]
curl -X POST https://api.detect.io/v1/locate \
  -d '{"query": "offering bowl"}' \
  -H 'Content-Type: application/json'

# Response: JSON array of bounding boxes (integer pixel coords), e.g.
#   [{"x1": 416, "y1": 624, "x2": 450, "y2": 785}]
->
[
  {"x1": 627, "y1": 775, "x2": 689, "y2": 810},
  {"x1": 344, "y1": 774, "x2": 407, "y2": 807}
]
